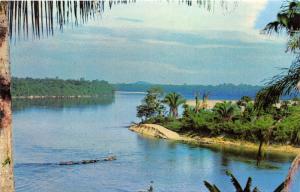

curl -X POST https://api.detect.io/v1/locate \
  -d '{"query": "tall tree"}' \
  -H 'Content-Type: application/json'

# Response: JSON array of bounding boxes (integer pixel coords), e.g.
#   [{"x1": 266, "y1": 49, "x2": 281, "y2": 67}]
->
[
  {"x1": 136, "y1": 87, "x2": 165, "y2": 121},
  {"x1": 163, "y1": 92, "x2": 185, "y2": 118},
  {"x1": 0, "y1": 2, "x2": 14, "y2": 191}
]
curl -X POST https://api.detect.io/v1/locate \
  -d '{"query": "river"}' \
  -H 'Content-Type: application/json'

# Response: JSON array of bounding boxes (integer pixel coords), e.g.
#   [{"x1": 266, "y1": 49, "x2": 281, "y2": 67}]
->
[{"x1": 13, "y1": 92, "x2": 299, "y2": 192}]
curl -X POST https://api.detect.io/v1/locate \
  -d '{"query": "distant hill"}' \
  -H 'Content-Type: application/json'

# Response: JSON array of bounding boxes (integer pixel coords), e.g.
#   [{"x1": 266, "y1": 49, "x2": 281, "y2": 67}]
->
[
  {"x1": 12, "y1": 77, "x2": 114, "y2": 97},
  {"x1": 114, "y1": 83, "x2": 264, "y2": 100},
  {"x1": 132, "y1": 81, "x2": 152, "y2": 85}
]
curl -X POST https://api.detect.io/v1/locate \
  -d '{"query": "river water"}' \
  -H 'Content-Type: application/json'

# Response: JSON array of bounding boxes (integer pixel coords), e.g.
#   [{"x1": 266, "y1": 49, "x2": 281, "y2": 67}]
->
[{"x1": 13, "y1": 93, "x2": 299, "y2": 192}]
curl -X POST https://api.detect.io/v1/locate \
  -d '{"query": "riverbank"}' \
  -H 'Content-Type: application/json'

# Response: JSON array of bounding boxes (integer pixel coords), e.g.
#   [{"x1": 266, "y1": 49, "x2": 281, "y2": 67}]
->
[{"x1": 130, "y1": 124, "x2": 300, "y2": 156}]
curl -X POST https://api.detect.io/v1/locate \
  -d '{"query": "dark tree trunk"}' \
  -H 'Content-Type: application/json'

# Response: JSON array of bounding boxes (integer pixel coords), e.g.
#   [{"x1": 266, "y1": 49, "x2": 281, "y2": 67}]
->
[{"x1": 256, "y1": 139, "x2": 263, "y2": 166}]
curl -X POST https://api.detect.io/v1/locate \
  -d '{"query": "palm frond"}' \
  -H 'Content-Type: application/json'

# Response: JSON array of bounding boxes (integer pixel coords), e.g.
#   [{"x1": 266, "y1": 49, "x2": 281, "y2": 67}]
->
[
  {"x1": 273, "y1": 182, "x2": 284, "y2": 192},
  {"x1": 261, "y1": 1, "x2": 300, "y2": 53},
  {"x1": 243, "y1": 177, "x2": 252, "y2": 192},
  {"x1": 3, "y1": 0, "x2": 239, "y2": 40},
  {"x1": 203, "y1": 181, "x2": 221, "y2": 192},
  {"x1": 6, "y1": 0, "x2": 132, "y2": 40},
  {"x1": 225, "y1": 170, "x2": 243, "y2": 192},
  {"x1": 287, "y1": 31, "x2": 300, "y2": 52},
  {"x1": 262, "y1": 21, "x2": 282, "y2": 34},
  {"x1": 255, "y1": 57, "x2": 300, "y2": 111}
]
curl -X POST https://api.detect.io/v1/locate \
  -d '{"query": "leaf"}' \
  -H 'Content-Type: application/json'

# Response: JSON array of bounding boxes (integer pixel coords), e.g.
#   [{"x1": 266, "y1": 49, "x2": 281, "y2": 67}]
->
[
  {"x1": 204, "y1": 181, "x2": 221, "y2": 192},
  {"x1": 226, "y1": 170, "x2": 243, "y2": 192},
  {"x1": 273, "y1": 182, "x2": 284, "y2": 192},
  {"x1": 243, "y1": 177, "x2": 252, "y2": 192}
]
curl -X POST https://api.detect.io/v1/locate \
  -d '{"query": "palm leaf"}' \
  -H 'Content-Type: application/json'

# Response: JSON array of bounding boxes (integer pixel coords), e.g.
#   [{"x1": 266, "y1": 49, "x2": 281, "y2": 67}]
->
[
  {"x1": 262, "y1": 21, "x2": 282, "y2": 34},
  {"x1": 243, "y1": 177, "x2": 252, "y2": 192},
  {"x1": 255, "y1": 57, "x2": 300, "y2": 111},
  {"x1": 273, "y1": 182, "x2": 284, "y2": 192},
  {"x1": 226, "y1": 170, "x2": 243, "y2": 192},
  {"x1": 4, "y1": 0, "x2": 237, "y2": 40},
  {"x1": 204, "y1": 181, "x2": 221, "y2": 192},
  {"x1": 6, "y1": 0, "x2": 132, "y2": 40},
  {"x1": 252, "y1": 187, "x2": 260, "y2": 192},
  {"x1": 287, "y1": 31, "x2": 300, "y2": 52}
]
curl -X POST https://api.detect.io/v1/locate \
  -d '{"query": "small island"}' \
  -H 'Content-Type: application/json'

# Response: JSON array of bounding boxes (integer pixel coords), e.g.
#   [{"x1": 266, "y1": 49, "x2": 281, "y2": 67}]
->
[{"x1": 130, "y1": 87, "x2": 300, "y2": 157}]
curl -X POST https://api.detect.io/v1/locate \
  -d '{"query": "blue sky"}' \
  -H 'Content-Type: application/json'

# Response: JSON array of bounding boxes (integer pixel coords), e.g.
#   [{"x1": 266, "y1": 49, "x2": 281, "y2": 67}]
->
[{"x1": 11, "y1": 0, "x2": 295, "y2": 85}]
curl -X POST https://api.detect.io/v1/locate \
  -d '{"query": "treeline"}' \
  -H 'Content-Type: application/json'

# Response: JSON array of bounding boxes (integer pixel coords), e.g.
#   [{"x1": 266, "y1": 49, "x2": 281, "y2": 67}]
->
[
  {"x1": 114, "y1": 82, "x2": 263, "y2": 99},
  {"x1": 12, "y1": 77, "x2": 114, "y2": 97}
]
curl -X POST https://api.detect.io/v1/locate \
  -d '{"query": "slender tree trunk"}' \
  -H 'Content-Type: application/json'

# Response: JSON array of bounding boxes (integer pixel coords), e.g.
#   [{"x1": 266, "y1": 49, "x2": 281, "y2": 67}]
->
[
  {"x1": 172, "y1": 108, "x2": 178, "y2": 118},
  {"x1": 0, "y1": 2, "x2": 14, "y2": 192},
  {"x1": 256, "y1": 139, "x2": 263, "y2": 166}
]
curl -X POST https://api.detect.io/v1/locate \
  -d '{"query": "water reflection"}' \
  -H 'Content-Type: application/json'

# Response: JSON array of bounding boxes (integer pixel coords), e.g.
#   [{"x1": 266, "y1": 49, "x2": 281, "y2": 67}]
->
[
  {"x1": 136, "y1": 134, "x2": 293, "y2": 171},
  {"x1": 12, "y1": 96, "x2": 115, "y2": 112}
]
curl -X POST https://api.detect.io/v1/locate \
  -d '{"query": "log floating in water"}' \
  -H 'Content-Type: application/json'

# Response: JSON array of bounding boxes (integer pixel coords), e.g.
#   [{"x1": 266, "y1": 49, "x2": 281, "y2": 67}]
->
[{"x1": 59, "y1": 156, "x2": 116, "y2": 166}]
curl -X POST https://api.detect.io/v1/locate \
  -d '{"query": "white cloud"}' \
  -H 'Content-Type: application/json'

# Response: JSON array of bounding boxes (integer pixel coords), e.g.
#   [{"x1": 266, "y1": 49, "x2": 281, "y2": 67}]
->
[{"x1": 84, "y1": 0, "x2": 281, "y2": 44}]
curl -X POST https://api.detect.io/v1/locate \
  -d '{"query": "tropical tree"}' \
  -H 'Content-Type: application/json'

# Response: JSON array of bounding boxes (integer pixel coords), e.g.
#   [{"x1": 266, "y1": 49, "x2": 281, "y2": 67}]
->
[
  {"x1": 201, "y1": 92, "x2": 210, "y2": 109},
  {"x1": 241, "y1": 102, "x2": 256, "y2": 122},
  {"x1": 237, "y1": 96, "x2": 252, "y2": 107},
  {"x1": 0, "y1": 2, "x2": 14, "y2": 190},
  {"x1": 194, "y1": 92, "x2": 201, "y2": 113},
  {"x1": 136, "y1": 87, "x2": 165, "y2": 121},
  {"x1": 252, "y1": 115, "x2": 275, "y2": 165},
  {"x1": 163, "y1": 92, "x2": 185, "y2": 118},
  {"x1": 213, "y1": 101, "x2": 237, "y2": 121},
  {"x1": 263, "y1": 0, "x2": 300, "y2": 53}
]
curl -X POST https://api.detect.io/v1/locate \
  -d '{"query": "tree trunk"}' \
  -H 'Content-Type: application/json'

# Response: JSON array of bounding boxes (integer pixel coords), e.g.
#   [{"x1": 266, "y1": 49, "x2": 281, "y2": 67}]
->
[
  {"x1": 283, "y1": 154, "x2": 300, "y2": 192},
  {"x1": 172, "y1": 108, "x2": 178, "y2": 118},
  {"x1": 256, "y1": 139, "x2": 263, "y2": 166},
  {"x1": 0, "y1": 2, "x2": 14, "y2": 192}
]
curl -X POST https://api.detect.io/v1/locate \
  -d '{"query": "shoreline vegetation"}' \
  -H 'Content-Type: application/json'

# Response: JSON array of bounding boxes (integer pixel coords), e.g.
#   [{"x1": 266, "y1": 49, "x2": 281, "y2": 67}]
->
[
  {"x1": 12, "y1": 77, "x2": 115, "y2": 98},
  {"x1": 133, "y1": 87, "x2": 300, "y2": 161},
  {"x1": 130, "y1": 124, "x2": 300, "y2": 156}
]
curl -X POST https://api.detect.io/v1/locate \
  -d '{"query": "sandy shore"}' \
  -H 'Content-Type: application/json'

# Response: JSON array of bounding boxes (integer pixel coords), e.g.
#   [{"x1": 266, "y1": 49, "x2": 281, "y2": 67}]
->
[
  {"x1": 130, "y1": 124, "x2": 300, "y2": 156},
  {"x1": 129, "y1": 124, "x2": 183, "y2": 140},
  {"x1": 185, "y1": 99, "x2": 237, "y2": 109}
]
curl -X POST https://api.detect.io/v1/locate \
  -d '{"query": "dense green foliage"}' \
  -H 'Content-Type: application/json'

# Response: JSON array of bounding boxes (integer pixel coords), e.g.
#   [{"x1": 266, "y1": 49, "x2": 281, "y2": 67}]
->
[{"x1": 12, "y1": 77, "x2": 114, "y2": 97}]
